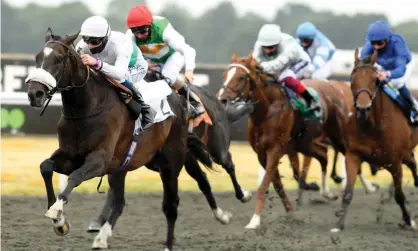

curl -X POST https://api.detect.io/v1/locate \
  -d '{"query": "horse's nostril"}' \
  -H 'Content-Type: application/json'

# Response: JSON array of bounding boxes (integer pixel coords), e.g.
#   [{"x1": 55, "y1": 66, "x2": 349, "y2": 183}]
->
[
  {"x1": 35, "y1": 91, "x2": 44, "y2": 98},
  {"x1": 220, "y1": 99, "x2": 227, "y2": 105}
]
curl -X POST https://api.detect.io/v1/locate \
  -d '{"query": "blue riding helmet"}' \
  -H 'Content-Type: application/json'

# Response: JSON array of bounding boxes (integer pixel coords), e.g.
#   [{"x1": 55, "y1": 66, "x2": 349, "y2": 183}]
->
[
  {"x1": 296, "y1": 22, "x2": 317, "y2": 39},
  {"x1": 367, "y1": 20, "x2": 392, "y2": 41}
]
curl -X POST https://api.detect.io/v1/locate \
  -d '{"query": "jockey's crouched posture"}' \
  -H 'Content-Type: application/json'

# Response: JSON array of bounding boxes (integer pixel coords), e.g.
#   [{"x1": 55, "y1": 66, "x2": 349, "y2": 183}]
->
[
  {"x1": 253, "y1": 24, "x2": 321, "y2": 114},
  {"x1": 296, "y1": 22, "x2": 336, "y2": 80},
  {"x1": 125, "y1": 5, "x2": 205, "y2": 119},
  {"x1": 360, "y1": 20, "x2": 418, "y2": 123},
  {"x1": 76, "y1": 16, "x2": 156, "y2": 130}
]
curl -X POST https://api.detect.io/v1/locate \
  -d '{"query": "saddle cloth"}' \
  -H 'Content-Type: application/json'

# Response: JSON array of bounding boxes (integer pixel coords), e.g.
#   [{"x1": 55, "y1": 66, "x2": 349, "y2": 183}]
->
[{"x1": 133, "y1": 79, "x2": 175, "y2": 131}]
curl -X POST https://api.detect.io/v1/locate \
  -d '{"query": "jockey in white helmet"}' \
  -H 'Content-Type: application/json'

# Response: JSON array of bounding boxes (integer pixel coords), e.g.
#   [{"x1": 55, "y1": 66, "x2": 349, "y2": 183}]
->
[
  {"x1": 253, "y1": 24, "x2": 321, "y2": 113},
  {"x1": 76, "y1": 15, "x2": 156, "y2": 130}
]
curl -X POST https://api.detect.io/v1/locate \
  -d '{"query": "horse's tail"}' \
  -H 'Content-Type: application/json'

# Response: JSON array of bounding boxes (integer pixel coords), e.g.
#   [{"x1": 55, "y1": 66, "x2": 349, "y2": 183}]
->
[{"x1": 187, "y1": 132, "x2": 214, "y2": 169}]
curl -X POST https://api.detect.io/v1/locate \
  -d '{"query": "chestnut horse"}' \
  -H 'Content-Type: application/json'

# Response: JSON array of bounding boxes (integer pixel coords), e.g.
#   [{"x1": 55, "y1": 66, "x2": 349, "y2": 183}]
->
[
  {"x1": 217, "y1": 52, "x2": 359, "y2": 229},
  {"x1": 331, "y1": 49, "x2": 418, "y2": 232}
]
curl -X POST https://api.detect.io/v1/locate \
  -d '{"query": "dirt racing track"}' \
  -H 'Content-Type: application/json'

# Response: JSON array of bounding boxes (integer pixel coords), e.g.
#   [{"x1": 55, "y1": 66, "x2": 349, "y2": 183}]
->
[{"x1": 2, "y1": 189, "x2": 418, "y2": 251}]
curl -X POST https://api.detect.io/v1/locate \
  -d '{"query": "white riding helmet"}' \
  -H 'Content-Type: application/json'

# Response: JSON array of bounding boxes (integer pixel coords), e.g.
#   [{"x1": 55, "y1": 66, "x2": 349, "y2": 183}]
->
[
  {"x1": 257, "y1": 24, "x2": 282, "y2": 46},
  {"x1": 80, "y1": 16, "x2": 110, "y2": 38}
]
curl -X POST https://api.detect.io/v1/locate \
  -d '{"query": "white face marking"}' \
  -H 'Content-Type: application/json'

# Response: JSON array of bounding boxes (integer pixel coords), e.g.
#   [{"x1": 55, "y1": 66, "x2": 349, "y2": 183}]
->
[
  {"x1": 41, "y1": 47, "x2": 53, "y2": 68},
  {"x1": 218, "y1": 67, "x2": 237, "y2": 97}
]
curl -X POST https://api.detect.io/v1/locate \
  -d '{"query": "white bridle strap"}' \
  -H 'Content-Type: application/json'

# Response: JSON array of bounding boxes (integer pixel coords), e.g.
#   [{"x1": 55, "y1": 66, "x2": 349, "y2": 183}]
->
[{"x1": 228, "y1": 63, "x2": 250, "y2": 74}]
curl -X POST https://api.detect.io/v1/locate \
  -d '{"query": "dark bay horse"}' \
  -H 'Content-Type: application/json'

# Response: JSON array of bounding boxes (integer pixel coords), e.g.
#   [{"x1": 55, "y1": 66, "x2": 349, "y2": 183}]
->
[
  {"x1": 25, "y1": 28, "x2": 224, "y2": 251},
  {"x1": 142, "y1": 71, "x2": 252, "y2": 203},
  {"x1": 217, "y1": 52, "x2": 362, "y2": 229},
  {"x1": 331, "y1": 49, "x2": 418, "y2": 232}
]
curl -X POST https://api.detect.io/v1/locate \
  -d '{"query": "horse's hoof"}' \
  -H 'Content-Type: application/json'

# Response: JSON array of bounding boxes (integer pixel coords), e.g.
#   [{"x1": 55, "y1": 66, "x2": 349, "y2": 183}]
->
[
  {"x1": 245, "y1": 214, "x2": 260, "y2": 229},
  {"x1": 301, "y1": 182, "x2": 320, "y2": 191},
  {"x1": 239, "y1": 189, "x2": 252, "y2": 203},
  {"x1": 323, "y1": 192, "x2": 339, "y2": 201},
  {"x1": 399, "y1": 220, "x2": 418, "y2": 231},
  {"x1": 213, "y1": 208, "x2": 233, "y2": 225},
  {"x1": 92, "y1": 239, "x2": 108, "y2": 250},
  {"x1": 330, "y1": 227, "x2": 341, "y2": 233},
  {"x1": 87, "y1": 220, "x2": 102, "y2": 233},
  {"x1": 332, "y1": 175, "x2": 343, "y2": 184},
  {"x1": 53, "y1": 218, "x2": 71, "y2": 236}
]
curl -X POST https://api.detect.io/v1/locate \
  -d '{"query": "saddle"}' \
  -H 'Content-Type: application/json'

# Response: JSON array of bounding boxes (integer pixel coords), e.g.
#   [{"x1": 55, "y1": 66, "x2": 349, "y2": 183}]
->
[
  {"x1": 283, "y1": 86, "x2": 323, "y2": 122},
  {"x1": 105, "y1": 77, "x2": 133, "y2": 104},
  {"x1": 145, "y1": 71, "x2": 212, "y2": 128}
]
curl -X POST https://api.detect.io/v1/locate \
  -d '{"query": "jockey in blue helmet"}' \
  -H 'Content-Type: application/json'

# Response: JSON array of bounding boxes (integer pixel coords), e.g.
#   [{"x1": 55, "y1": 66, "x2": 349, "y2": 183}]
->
[
  {"x1": 296, "y1": 22, "x2": 336, "y2": 80},
  {"x1": 360, "y1": 20, "x2": 417, "y2": 122}
]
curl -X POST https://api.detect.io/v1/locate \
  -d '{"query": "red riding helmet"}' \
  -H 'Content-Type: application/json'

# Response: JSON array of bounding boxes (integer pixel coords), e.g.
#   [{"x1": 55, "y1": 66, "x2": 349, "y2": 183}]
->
[{"x1": 126, "y1": 5, "x2": 153, "y2": 28}]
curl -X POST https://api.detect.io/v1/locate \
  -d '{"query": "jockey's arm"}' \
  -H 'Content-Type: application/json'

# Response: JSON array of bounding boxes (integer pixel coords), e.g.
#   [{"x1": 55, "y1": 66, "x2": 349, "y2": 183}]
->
[
  {"x1": 162, "y1": 24, "x2": 196, "y2": 71},
  {"x1": 389, "y1": 57, "x2": 407, "y2": 80},
  {"x1": 100, "y1": 38, "x2": 133, "y2": 82},
  {"x1": 359, "y1": 41, "x2": 374, "y2": 60},
  {"x1": 260, "y1": 42, "x2": 300, "y2": 73}
]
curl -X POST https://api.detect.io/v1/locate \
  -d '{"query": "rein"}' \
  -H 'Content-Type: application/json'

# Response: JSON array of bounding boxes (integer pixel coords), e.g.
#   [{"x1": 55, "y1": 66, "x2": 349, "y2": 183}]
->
[
  {"x1": 222, "y1": 62, "x2": 290, "y2": 125},
  {"x1": 36, "y1": 40, "x2": 110, "y2": 120}
]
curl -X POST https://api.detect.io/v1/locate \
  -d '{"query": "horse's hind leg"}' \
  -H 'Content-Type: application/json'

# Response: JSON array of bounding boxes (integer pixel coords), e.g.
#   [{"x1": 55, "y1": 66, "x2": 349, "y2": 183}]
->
[
  {"x1": 86, "y1": 188, "x2": 113, "y2": 233},
  {"x1": 221, "y1": 151, "x2": 252, "y2": 203},
  {"x1": 184, "y1": 153, "x2": 232, "y2": 224},
  {"x1": 92, "y1": 171, "x2": 127, "y2": 249}
]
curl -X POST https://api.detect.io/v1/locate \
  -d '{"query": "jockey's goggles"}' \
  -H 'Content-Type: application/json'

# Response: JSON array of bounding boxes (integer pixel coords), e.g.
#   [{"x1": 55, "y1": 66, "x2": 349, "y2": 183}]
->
[
  {"x1": 82, "y1": 36, "x2": 105, "y2": 46},
  {"x1": 371, "y1": 40, "x2": 386, "y2": 46},
  {"x1": 131, "y1": 26, "x2": 150, "y2": 35},
  {"x1": 299, "y1": 38, "x2": 313, "y2": 44},
  {"x1": 262, "y1": 45, "x2": 277, "y2": 50}
]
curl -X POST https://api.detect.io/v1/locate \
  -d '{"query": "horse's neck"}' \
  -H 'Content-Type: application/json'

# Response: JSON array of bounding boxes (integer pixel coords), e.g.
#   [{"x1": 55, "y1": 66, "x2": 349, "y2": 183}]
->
[
  {"x1": 371, "y1": 91, "x2": 402, "y2": 129},
  {"x1": 61, "y1": 71, "x2": 109, "y2": 115},
  {"x1": 251, "y1": 86, "x2": 286, "y2": 121}
]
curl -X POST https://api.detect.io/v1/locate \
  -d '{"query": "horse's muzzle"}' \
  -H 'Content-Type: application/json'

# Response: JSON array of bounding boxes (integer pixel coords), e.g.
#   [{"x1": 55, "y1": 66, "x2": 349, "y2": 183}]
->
[
  {"x1": 28, "y1": 87, "x2": 47, "y2": 108},
  {"x1": 222, "y1": 100, "x2": 254, "y2": 123},
  {"x1": 355, "y1": 105, "x2": 371, "y2": 119}
]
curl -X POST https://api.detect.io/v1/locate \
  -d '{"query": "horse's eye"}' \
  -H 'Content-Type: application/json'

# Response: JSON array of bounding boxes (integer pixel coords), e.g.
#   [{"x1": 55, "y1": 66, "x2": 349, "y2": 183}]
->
[
  {"x1": 56, "y1": 56, "x2": 63, "y2": 63},
  {"x1": 238, "y1": 76, "x2": 246, "y2": 82}
]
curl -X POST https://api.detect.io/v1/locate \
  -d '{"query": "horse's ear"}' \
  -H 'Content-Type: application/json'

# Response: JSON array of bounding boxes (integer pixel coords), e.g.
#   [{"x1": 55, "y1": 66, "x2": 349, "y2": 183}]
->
[
  {"x1": 354, "y1": 48, "x2": 360, "y2": 66},
  {"x1": 45, "y1": 27, "x2": 53, "y2": 42},
  {"x1": 63, "y1": 31, "x2": 80, "y2": 45},
  {"x1": 231, "y1": 51, "x2": 238, "y2": 62},
  {"x1": 370, "y1": 49, "x2": 378, "y2": 65}
]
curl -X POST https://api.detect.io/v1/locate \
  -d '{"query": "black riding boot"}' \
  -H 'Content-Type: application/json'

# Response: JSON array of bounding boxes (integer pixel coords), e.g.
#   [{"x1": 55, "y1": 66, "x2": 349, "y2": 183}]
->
[
  {"x1": 177, "y1": 84, "x2": 205, "y2": 117},
  {"x1": 128, "y1": 86, "x2": 156, "y2": 130}
]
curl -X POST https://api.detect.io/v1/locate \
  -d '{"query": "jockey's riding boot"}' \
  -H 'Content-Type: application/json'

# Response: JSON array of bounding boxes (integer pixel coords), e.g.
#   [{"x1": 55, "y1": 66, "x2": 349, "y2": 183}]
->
[
  {"x1": 301, "y1": 89, "x2": 321, "y2": 112},
  {"x1": 177, "y1": 83, "x2": 206, "y2": 118},
  {"x1": 131, "y1": 87, "x2": 156, "y2": 130},
  {"x1": 121, "y1": 80, "x2": 156, "y2": 130},
  {"x1": 399, "y1": 85, "x2": 418, "y2": 122}
]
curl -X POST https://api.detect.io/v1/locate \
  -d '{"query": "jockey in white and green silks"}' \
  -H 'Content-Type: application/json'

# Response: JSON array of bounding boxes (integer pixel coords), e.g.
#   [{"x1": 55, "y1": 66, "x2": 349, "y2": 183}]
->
[{"x1": 125, "y1": 5, "x2": 206, "y2": 118}]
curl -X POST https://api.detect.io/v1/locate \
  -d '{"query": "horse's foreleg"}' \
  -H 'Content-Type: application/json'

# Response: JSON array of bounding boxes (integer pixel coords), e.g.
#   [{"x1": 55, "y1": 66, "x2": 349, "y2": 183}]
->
[
  {"x1": 403, "y1": 152, "x2": 418, "y2": 187},
  {"x1": 184, "y1": 153, "x2": 232, "y2": 224},
  {"x1": 45, "y1": 149, "x2": 106, "y2": 232},
  {"x1": 41, "y1": 149, "x2": 74, "y2": 236},
  {"x1": 288, "y1": 153, "x2": 319, "y2": 191},
  {"x1": 389, "y1": 163, "x2": 417, "y2": 230},
  {"x1": 92, "y1": 171, "x2": 127, "y2": 249},
  {"x1": 222, "y1": 151, "x2": 252, "y2": 203},
  {"x1": 331, "y1": 151, "x2": 360, "y2": 232},
  {"x1": 246, "y1": 147, "x2": 285, "y2": 229}
]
